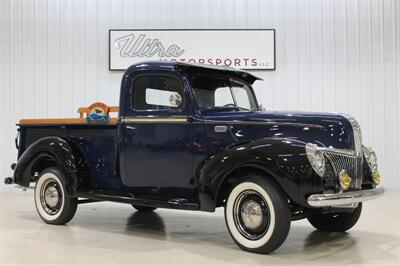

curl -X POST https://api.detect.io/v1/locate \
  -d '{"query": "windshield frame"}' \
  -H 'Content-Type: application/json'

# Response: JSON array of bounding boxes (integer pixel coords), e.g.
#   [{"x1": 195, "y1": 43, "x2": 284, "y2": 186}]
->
[{"x1": 188, "y1": 72, "x2": 260, "y2": 112}]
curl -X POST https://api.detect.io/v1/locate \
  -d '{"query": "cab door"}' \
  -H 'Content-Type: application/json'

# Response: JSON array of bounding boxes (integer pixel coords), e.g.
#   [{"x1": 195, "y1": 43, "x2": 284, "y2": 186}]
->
[{"x1": 120, "y1": 72, "x2": 194, "y2": 201}]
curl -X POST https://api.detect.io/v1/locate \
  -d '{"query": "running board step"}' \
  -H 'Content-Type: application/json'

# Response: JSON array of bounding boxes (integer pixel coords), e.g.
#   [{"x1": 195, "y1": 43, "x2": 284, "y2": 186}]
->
[{"x1": 75, "y1": 191, "x2": 199, "y2": 210}]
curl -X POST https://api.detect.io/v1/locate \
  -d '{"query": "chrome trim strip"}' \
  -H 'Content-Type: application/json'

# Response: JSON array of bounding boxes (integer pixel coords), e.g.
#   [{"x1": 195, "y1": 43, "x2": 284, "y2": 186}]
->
[
  {"x1": 339, "y1": 113, "x2": 363, "y2": 188},
  {"x1": 307, "y1": 187, "x2": 384, "y2": 207},
  {"x1": 121, "y1": 117, "x2": 187, "y2": 123},
  {"x1": 121, "y1": 117, "x2": 324, "y2": 128},
  {"x1": 340, "y1": 113, "x2": 362, "y2": 157},
  {"x1": 202, "y1": 119, "x2": 324, "y2": 128}
]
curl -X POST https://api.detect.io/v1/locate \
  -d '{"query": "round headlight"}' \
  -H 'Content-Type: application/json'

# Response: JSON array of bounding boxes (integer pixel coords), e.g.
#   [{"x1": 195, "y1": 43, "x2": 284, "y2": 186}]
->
[
  {"x1": 363, "y1": 146, "x2": 378, "y2": 170},
  {"x1": 306, "y1": 143, "x2": 326, "y2": 177}
]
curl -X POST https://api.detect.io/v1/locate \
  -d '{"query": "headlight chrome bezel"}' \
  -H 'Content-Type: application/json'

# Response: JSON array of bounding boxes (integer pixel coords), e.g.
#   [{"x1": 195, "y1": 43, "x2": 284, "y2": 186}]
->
[
  {"x1": 363, "y1": 145, "x2": 378, "y2": 171},
  {"x1": 363, "y1": 145, "x2": 381, "y2": 185},
  {"x1": 306, "y1": 143, "x2": 326, "y2": 177}
]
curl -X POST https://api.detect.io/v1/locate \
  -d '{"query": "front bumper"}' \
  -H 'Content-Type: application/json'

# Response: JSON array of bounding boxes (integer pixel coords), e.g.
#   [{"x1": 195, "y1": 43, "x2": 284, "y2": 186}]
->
[{"x1": 307, "y1": 187, "x2": 384, "y2": 207}]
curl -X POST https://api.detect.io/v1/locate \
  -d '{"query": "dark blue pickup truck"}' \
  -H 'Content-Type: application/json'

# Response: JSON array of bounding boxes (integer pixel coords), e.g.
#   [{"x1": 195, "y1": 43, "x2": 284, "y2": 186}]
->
[{"x1": 4, "y1": 61, "x2": 384, "y2": 253}]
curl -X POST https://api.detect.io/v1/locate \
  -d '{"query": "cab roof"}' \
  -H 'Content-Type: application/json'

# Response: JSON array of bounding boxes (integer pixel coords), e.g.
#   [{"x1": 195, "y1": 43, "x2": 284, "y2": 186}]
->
[{"x1": 125, "y1": 61, "x2": 262, "y2": 84}]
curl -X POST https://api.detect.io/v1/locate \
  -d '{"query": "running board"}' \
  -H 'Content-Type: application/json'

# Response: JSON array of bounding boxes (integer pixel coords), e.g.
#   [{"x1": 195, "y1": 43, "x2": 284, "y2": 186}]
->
[
  {"x1": 75, "y1": 191, "x2": 199, "y2": 210},
  {"x1": 78, "y1": 198, "x2": 103, "y2": 204}
]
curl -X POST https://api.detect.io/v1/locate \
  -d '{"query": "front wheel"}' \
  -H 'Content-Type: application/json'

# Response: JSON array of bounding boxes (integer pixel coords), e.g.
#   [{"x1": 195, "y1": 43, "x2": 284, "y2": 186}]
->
[
  {"x1": 34, "y1": 167, "x2": 78, "y2": 225},
  {"x1": 307, "y1": 203, "x2": 362, "y2": 232},
  {"x1": 224, "y1": 176, "x2": 291, "y2": 254}
]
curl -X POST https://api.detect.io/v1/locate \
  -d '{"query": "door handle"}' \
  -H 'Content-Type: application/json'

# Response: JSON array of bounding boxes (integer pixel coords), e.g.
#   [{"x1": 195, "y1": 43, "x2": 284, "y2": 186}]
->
[
  {"x1": 126, "y1": 125, "x2": 136, "y2": 130},
  {"x1": 214, "y1": 125, "x2": 228, "y2": 133}
]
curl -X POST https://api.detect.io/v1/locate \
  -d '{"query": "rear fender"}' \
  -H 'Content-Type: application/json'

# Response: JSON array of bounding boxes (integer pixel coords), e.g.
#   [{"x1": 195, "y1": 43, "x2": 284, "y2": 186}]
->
[{"x1": 13, "y1": 136, "x2": 89, "y2": 195}]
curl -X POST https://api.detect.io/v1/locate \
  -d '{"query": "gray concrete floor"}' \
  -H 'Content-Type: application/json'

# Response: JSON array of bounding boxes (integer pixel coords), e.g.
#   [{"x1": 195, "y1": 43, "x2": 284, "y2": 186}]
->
[{"x1": 1, "y1": 191, "x2": 399, "y2": 265}]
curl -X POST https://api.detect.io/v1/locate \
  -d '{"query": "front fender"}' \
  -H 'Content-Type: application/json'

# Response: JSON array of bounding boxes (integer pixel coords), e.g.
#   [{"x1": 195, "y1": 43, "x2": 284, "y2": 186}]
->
[
  {"x1": 196, "y1": 138, "x2": 323, "y2": 211},
  {"x1": 13, "y1": 136, "x2": 89, "y2": 195}
]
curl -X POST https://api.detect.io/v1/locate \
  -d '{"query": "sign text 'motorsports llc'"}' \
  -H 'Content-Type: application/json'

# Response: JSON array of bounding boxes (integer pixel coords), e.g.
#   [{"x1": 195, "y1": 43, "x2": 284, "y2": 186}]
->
[{"x1": 109, "y1": 29, "x2": 275, "y2": 70}]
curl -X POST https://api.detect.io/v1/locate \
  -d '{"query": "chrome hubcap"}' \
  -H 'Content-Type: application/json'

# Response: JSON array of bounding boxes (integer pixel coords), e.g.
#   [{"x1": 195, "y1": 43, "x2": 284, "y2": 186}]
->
[
  {"x1": 233, "y1": 190, "x2": 270, "y2": 240},
  {"x1": 44, "y1": 185, "x2": 59, "y2": 208},
  {"x1": 241, "y1": 200, "x2": 263, "y2": 229},
  {"x1": 40, "y1": 178, "x2": 62, "y2": 215}
]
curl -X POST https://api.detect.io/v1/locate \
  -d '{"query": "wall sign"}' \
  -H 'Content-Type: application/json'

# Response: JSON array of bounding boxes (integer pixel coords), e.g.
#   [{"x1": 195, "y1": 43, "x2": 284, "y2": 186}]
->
[{"x1": 109, "y1": 29, "x2": 275, "y2": 71}]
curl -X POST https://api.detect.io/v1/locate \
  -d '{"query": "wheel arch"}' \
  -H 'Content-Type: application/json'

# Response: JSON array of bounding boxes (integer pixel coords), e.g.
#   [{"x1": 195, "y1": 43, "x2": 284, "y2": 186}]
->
[
  {"x1": 13, "y1": 136, "x2": 91, "y2": 195},
  {"x1": 215, "y1": 165, "x2": 288, "y2": 209},
  {"x1": 30, "y1": 153, "x2": 59, "y2": 176}
]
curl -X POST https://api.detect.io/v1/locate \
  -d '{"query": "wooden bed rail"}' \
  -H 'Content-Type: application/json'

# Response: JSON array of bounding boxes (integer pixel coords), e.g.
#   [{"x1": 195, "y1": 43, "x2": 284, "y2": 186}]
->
[{"x1": 19, "y1": 103, "x2": 119, "y2": 125}]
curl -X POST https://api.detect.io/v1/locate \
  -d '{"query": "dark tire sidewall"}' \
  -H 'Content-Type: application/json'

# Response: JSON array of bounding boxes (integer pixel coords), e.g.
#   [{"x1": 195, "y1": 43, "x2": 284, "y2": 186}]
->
[
  {"x1": 132, "y1": 205, "x2": 157, "y2": 212},
  {"x1": 307, "y1": 203, "x2": 363, "y2": 232}
]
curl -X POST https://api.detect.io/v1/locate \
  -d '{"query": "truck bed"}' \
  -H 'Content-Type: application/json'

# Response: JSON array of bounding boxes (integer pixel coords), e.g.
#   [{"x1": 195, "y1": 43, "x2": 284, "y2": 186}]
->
[{"x1": 17, "y1": 118, "x2": 120, "y2": 190}]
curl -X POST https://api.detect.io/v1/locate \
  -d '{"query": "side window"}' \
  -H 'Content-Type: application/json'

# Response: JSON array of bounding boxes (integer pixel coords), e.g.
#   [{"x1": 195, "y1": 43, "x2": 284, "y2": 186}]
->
[
  {"x1": 133, "y1": 75, "x2": 184, "y2": 110},
  {"x1": 232, "y1": 86, "x2": 251, "y2": 110},
  {"x1": 214, "y1": 87, "x2": 234, "y2": 107}
]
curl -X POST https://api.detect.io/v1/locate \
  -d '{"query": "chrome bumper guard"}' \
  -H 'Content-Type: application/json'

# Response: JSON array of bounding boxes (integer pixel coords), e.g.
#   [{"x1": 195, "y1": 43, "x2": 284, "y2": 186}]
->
[{"x1": 307, "y1": 187, "x2": 384, "y2": 207}]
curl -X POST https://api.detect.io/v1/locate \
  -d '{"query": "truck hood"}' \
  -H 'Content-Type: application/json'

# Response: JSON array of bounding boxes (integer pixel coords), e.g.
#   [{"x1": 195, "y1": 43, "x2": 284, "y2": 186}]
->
[{"x1": 201, "y1": 110, "x2": 356, "y2": 150}]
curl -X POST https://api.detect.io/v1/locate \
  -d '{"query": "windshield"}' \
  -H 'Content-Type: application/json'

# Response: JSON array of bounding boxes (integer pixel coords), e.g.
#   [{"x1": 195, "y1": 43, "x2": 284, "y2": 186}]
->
[{"x1": 191, "y1": 74, "x2": 258, "y2": 111}]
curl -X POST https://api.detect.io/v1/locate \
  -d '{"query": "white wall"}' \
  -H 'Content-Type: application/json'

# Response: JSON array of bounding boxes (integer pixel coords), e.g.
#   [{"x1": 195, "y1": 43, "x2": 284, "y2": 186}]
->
[{"x1": 1, "y1": 0, "x2": 399, "y2": 194}]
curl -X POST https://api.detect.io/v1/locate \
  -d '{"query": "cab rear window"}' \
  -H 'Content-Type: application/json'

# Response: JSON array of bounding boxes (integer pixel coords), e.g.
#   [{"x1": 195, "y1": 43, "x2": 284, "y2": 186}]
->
[{"x1": 133, "y1": 75, "x2": 184, "y2": 110}]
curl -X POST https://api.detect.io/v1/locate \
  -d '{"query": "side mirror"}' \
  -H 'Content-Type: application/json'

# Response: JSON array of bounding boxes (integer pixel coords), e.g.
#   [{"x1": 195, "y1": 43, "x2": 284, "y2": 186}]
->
[{"x1": 258, "y1": 104, "x2": 266, "y2": 111}]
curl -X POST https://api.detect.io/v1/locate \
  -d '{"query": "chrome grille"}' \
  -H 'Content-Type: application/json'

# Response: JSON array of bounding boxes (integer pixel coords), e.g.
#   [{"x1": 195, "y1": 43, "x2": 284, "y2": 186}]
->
[
  {"x1": 324, "y1": 151, "x2": 363, "y2": 189},
  {"x1": 341, "y1": 113, "x2": 363, "y2": 157},
  {"x1": 340, "y1": 114, "x2": 364, "y2": 188}
]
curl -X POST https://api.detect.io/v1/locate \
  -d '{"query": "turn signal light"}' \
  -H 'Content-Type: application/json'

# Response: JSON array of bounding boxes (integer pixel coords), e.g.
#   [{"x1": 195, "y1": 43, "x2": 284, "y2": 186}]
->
[
  {"x1": 372, "y1": 170, "x2": 381, "y2": 185},
  {"x1": 339, "y1": 170, "x2": 351, "y2": 190}
]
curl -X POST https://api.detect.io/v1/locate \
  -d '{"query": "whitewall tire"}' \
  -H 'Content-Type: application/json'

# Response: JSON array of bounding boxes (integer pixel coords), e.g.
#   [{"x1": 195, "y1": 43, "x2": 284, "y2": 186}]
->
[
  {"x1": 34, "y1": 167, "x2": 78, "y2": 225},
  {"x1": 224, "y1": 176, "x2": 291, "y2": 253}
]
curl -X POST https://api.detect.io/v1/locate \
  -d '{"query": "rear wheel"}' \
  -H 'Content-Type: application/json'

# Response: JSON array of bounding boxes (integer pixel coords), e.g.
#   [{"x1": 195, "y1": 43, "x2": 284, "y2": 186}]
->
[
  {"x1": 34, "y1": 167, "x2": 78, "y2": 225},
  {"x1": 307, "y1": 203, "x2": 362, "y2": 232},
  {"x1": 224, "y1": 176, "x2": 291, "y2": 254},
  {"x1": 132, "y1": 205, "x2": 157, "y2": 212}
]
